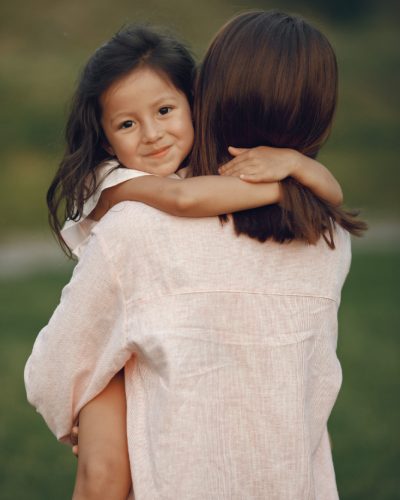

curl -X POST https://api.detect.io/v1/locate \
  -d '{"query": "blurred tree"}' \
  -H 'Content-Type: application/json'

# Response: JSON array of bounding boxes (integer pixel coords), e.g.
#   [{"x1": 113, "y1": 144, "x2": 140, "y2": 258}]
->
[
  {"x1": 254, "y1": 0, "x2": 399, "y2": 22},
  {"x1": 295, "y1": 0, "x2": 373, "y2": 22}
]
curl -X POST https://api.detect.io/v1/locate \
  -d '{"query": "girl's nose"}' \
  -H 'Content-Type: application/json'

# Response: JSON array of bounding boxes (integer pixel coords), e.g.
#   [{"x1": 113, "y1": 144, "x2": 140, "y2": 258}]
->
[{"x1": 142, "y1": 120, "x2": 163, "y2": 143}]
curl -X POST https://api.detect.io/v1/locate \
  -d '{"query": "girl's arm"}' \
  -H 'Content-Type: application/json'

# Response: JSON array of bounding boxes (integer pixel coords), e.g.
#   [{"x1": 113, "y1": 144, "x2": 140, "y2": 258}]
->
[
  {"x1": 219, "y1": 146, "x2": 343, "y2": 205},
  {"x1": 90, "y1": 146, "x2": 341, "y2": 220},
  {"x1": 91, "y1": 173, "x2": 281, "y2": 220},
  {"x1": 72, "y1": 371, "x2": 131, "y2": 500}
]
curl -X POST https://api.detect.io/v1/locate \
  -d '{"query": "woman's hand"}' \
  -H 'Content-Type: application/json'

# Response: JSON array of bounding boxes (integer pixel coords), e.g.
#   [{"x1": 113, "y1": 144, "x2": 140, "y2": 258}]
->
[
  {"x1": 218, "y1": 146, "x2": 300, "y2": 183},
  {"x1": 71, "y1": 425, "x2": 79, "y2": 457}
]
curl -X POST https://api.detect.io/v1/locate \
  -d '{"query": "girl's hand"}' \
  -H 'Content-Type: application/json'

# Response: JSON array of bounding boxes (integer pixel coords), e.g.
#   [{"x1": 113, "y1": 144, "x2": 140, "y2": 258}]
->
[
  {"x1": 71, "y1": 425, "x2": 79, "y2": 457},
  {"x1": 218, "y1": 146, "x2": 300, "y2": 183}
]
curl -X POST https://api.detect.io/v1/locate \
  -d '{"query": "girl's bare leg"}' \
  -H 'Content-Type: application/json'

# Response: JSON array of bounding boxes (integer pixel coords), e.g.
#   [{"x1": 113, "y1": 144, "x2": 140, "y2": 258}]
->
[{"x1": 72, "y1": 370, "x2": 132, "y2": 500}]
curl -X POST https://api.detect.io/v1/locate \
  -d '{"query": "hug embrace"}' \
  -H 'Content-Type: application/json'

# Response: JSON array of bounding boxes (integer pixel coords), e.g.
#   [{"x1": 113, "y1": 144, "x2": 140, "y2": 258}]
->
[{"x1": 25, "y1": 9, "x2": 366, "y2": 500}]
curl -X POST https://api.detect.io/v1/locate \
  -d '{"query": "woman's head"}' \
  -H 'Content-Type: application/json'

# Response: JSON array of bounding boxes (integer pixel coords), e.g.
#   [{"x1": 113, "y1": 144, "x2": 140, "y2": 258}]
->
[
  {"x1": 192, "y1": 10, "x2": 365, "y2": 245},
  {"x1": 191, "y1": 10, "x2": 338, "y2": 175},
  {"x1": 48, "y1": 25, "x2": 196, "y2": 253}
]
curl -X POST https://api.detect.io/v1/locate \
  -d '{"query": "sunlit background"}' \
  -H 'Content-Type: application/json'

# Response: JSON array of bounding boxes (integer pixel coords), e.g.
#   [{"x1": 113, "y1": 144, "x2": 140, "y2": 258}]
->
[{"x1": 0, "y1": 0, "x2": 399, "y2": 498}]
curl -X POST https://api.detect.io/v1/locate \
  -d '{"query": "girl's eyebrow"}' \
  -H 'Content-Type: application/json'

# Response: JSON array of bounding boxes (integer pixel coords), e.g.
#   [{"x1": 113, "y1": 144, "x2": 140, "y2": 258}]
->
[{"x1": 151, "y1": 93, "x2": 180, "y2": 106}]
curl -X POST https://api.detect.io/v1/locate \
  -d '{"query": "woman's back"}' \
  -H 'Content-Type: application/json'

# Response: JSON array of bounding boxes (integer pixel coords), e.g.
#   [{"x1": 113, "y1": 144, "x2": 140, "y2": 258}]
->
[
  {"x1": 33, "y1": 201, "x2": 349, "y2": 499},
  {"x1": 113, "y1": 203, "x2": 350, "y2": 499}
]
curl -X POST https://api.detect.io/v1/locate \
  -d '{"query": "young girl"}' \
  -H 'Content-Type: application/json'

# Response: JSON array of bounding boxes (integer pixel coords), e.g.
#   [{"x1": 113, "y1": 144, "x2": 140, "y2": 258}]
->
[{"x1": 46, "y1": 25, "x2": 343, "y2": 499}]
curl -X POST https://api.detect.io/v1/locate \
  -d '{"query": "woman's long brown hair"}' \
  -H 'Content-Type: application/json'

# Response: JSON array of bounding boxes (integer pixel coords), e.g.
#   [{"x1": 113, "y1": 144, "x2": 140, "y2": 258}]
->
[{"x1": 190, "y1": 10, "x2": 366, "y2": 246}]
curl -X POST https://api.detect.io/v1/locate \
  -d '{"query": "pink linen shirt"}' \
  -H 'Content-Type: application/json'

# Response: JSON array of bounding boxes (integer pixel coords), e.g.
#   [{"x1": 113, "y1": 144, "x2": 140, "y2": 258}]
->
[{"x1": 25, "y1": 201, "x2": 351, "y2": 500}]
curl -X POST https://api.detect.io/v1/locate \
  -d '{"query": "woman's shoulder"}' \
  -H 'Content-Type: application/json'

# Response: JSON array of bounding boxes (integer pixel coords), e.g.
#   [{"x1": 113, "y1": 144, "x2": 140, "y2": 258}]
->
[
  {"x1": 97, "y1": 201, "x2": 173, "y2": 235},
  {"x1": 332, "y1": 224, "x2": 352, "y2": 259},
  {"x1": 312, "y1": 225, "x2": 352, "y2": 299}
]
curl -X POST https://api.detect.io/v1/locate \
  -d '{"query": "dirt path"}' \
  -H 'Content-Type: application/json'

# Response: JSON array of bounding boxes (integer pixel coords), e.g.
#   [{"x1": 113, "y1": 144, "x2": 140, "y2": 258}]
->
[
  {"x1": 0, "y1": 236, "x2": 72, "y2": 277},
  {"x1": 1, "y1": 221, "x2": 399, "y2": 277}
]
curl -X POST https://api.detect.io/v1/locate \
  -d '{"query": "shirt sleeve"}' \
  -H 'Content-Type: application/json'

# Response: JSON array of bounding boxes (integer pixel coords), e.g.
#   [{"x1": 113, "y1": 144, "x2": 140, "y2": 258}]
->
[
  {"x1": 61, "y1": 161, "x2": 152, "y2": 258},
  {"x1": 24, "y1": 230, "x2": 132, "y2": 443}
]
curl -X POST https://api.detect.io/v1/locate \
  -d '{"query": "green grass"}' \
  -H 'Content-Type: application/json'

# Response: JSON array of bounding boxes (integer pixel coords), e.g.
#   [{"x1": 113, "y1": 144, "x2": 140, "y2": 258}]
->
[
  {"x1": 0, "y1": 250, "x2": 398, "y2": 499},
  {"x1": 331, "y1": 250, "x2": 400, "y2": 500},
  {"x1": 0, "y1": 268, "x2": 76, "y2": 500}
]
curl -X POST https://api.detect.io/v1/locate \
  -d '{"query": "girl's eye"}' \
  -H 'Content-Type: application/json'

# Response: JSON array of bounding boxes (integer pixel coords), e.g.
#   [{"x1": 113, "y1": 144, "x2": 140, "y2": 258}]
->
[
  {"x1": 121, "y1": 120, "x2": 134, "y2": 129},
  {"x1": 159, "y1": 106, "x2": 172, "y2": 116}
]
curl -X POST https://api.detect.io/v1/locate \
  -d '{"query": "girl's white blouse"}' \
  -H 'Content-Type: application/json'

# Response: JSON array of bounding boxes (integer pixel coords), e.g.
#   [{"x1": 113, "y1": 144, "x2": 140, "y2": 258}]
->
[{"x1": 60, "y1": 160, "x2": 154, "y2": 258}]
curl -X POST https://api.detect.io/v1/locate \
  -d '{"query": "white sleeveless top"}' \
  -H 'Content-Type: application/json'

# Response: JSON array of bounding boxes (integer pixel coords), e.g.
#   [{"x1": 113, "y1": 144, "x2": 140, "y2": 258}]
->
[{"x1": 60, "y1": 160, "x2": 177, "y2": 258}]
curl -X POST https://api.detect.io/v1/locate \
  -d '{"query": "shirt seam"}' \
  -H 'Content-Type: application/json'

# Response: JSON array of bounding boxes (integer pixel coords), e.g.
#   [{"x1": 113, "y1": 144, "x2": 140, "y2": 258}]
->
[{"x1": 127, "y1": 289, "x2": 339, "y2": 306}]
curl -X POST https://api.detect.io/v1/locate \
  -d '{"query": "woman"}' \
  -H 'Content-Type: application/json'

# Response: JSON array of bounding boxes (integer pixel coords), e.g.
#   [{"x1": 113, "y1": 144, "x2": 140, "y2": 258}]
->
[{"x1": 25, "y1": 10, "x2": 365, "y2": 499}]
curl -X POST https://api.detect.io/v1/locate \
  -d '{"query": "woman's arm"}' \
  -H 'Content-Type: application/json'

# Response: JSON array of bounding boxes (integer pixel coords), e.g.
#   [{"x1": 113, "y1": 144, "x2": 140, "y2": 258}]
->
[
  {"x1": 72, "y1": 371, "x2": 131, "y2": 500},
  {"x1": 90, "y1": 146, "x2": 341, "y2": 220},
  {"x1": 24, "y1": 233, "x2": 133, "y2": 442}
]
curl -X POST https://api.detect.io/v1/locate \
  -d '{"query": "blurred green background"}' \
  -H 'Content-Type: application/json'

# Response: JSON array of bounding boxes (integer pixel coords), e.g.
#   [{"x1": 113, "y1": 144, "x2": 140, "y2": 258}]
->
[{"x1": 0, "y1": 0, "x2": 399, "y2": 498}]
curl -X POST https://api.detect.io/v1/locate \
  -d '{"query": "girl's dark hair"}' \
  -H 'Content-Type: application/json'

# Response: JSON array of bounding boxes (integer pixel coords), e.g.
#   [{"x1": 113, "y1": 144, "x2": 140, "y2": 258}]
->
[
  {"x1": 191, "y1": 10, "x2": 366, "y2": 246},
  {"x1": 48, "y1": 25, "x2": 196, "y2": 256}
]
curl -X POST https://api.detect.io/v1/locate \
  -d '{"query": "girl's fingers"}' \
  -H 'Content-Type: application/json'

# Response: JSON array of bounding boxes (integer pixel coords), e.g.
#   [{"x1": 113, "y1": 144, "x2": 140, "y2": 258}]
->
[
  {"x1": 219, "y1": 157, "x2": 246, "y2": 174},
  {"x1": 219, "y1": 156, "x2": 255, "y2": 175},
  {"x1": 224, "y1": 160, "x2": 264, "y2": 176},
  {"x1": 222, "y1": 145, "x2": 292, "y2": 181},
  {"x1": 224, "y1": 161, "x2": 281, "y2": 182},
  {"x1": 220, "y1": 148, "x2": 255, "y2": 173},
  {"x1": 228, "y1": 146, "x2": 250, "y2": 156},
  {"x1": 72, "y1": 444, "x2": 79, "y2": 457},
  {"x1": 238, "y1": 174, "x2": 264, "y2": 183},
  {"x1": 70, "y1": 426, "x2": 79, "y2": 446},
  {"x1": 223, "y1": 165, "x2": 257, "y2": 177}
]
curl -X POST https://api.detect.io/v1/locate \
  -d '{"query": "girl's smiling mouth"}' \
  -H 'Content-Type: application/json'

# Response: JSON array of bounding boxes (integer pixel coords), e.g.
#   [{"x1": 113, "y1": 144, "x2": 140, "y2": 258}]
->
[{"x1": 144, "y1": 145, "x2": 172, "y2": 158}]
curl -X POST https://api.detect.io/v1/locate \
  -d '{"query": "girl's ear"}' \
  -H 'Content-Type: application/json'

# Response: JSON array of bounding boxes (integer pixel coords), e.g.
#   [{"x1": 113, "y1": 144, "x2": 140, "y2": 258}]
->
[{"x1": 103, "y1": 143, "x2": 114, "y2": 156}]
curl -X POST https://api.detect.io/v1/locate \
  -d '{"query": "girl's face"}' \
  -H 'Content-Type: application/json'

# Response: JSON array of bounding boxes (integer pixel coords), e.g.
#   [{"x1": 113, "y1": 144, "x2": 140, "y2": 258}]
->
[{"x1": 100, "y1": 67, "x2": 194, "y2": 176}]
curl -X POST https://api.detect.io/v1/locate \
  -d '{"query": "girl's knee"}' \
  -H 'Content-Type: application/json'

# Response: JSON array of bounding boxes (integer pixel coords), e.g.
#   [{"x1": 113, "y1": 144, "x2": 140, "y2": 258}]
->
[{"x1": 73, "y1": 454, "x2": 128, "y2": 499}]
